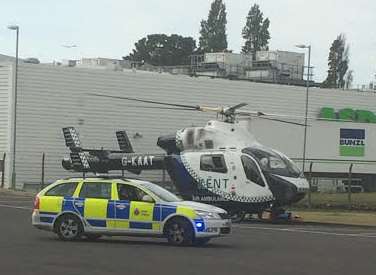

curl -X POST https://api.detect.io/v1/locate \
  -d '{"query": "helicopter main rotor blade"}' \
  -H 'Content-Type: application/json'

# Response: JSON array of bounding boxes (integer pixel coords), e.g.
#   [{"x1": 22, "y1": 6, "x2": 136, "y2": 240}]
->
[
  {"x1": 110, "y1": 104, "x2": 199, "y2": 111},
  {"x1": 89, "y1": 93, "x2": 201, "y2": 110},
  {"x1": 224, "y1": 103, "x2": 248, "y2": 115},
  {"x1": 256, "y1": 116, "x2": 309, "y2": 127},
  {"x1": 236, "y1": 111, "x2": 309, "y2": 126},
  {"x1": 237, "y1": 110, "x2": 354, "y2": 123}
]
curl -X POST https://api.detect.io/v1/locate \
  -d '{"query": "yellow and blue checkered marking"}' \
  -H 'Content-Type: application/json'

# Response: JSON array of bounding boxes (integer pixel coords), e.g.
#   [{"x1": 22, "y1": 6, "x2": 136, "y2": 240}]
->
[{"x1": 38, "y1": 196, "x2": 204, "y2": 232}]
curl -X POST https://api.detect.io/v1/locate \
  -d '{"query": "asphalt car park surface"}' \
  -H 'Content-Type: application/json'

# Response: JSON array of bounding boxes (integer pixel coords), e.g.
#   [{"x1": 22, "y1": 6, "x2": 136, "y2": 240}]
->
[{"x1": 1, "y1": 191, "x2": 376, "y2": 275}]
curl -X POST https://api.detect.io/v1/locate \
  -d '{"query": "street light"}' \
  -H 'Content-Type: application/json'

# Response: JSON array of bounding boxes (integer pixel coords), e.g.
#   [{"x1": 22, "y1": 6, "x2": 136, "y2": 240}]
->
[
  {"x1": 295, "y1": 44, "x2": 311, "y2": 174},
  {"x1": 8, "y1": 25, "x2": 19, "y2": 189}
]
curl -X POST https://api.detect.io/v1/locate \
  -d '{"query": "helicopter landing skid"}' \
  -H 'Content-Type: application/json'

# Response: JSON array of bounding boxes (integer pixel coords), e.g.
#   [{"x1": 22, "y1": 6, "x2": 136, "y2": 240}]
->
[{"x1": 229, "y1": 211, "x2": 247, "y2": 223}]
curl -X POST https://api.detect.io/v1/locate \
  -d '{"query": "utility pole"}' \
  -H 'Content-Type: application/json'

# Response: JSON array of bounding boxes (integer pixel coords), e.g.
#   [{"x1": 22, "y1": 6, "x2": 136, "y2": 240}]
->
[{"x1": 8, "y1": 25, "x2": 20, "y2": 189}]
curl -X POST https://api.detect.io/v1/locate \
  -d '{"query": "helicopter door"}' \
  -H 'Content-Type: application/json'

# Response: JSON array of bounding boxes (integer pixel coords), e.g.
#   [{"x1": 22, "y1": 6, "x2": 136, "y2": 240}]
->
[
  {"x1": 198, "y1": 153, "x2": 231, "y2": 197},
  {"x1": 240, "y1": 155, "x2": 267, "y2": 187}
]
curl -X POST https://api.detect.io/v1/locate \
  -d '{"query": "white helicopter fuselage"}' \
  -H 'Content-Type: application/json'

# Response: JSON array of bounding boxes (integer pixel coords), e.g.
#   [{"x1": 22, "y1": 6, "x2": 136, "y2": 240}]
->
[
  {"x1": 165, "y1": 119, "x2": 309, "y2": 211},
  {"x1": 180, "y1": 148, "x2": 275, "y2": 204}
]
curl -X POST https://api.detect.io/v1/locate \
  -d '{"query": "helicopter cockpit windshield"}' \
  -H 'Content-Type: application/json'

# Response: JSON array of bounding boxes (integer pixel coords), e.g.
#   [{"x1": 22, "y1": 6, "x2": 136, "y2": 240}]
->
[{"x1": 242, "y1": 147, "x2": 302, "y2": 178}]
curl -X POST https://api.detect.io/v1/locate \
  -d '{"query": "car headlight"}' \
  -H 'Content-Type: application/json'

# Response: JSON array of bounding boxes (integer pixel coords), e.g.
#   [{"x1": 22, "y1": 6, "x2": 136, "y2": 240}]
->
[{"x1": 196, "y1": 210, "x2": 221, "y2": 220}]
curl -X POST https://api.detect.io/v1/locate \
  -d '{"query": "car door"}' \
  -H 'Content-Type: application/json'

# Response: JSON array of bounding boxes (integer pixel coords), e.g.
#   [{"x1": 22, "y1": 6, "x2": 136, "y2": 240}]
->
[
  {"x1": 115, "y1": 183, "x2": 160, "y2": 233},
  {"x1": 77, "y1": 181, "x2": 114, "y2": 229},
  {"x1": 39, "y1": 181, "x2": 79, "y2": 223}
]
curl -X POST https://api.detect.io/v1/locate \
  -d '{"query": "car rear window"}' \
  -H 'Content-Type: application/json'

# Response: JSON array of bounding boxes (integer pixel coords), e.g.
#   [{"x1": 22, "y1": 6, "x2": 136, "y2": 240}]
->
[{"x1": 45, "y1": 182, "x2": 78, "y2": 197}]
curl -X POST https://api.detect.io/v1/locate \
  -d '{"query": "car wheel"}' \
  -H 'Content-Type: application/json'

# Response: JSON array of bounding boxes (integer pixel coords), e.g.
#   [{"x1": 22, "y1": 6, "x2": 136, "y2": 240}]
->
[
  {"x1": 85, "y1": 234, "x2": 102, "y2": 241},
  {"x1": 193, "y1": 237, "x2": 211, "y2": 246},
  {"x1": 56, "y1": 214, "x2": 83, "y2": 241},
  {"x1": 165, "y1": 218, "x2": 194, "y2": 246}
]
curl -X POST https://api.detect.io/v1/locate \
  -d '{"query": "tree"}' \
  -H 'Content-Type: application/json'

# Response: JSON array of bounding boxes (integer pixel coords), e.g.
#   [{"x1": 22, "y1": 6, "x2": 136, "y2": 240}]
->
[
  {"x1": 345, "y1": 70, "x2": 354, "y2": 89},
  {"x1": 241, "y1": 4, "x2": 270, "y2": 60},
  {"x1": 199, "y1": 0, "x2": 227, "y2": 52},
  {"x1": 124, "y1": 34, "x2": 196, "y2": 66},
  {"x1": 322, "y1": 34, "x2": 349, "y2": 88}
]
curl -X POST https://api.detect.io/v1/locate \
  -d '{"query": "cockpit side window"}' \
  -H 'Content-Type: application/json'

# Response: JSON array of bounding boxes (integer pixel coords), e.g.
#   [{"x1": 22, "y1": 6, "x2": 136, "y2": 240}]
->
[
  {"x1": 200, "y1": 154, "x2": 228, "y2": 173},
  {"x1": 241, "y1": 155, "x2": 265, "y2": 187}
]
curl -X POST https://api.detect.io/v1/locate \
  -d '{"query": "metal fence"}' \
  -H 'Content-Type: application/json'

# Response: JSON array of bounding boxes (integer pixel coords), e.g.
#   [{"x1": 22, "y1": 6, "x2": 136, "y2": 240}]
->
[
  {"x1": 293, "y1": 159, "x2": 376, "y2": 210},
  {"x1": 0, "y1": 153, "x2": 5, "y2": 188}
]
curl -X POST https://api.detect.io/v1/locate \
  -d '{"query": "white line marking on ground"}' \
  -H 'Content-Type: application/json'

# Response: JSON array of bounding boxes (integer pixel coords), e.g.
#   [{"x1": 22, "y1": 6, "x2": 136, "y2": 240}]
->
[
  {"x1": 0, "y1": 200, "x2": 32, "y2": 203},
  {"x1": 0, "y1": 204, "x2": 31, "y2": 210},
  {"x1": 235, "y1": 225, "x2": 376, "y2": 238}
]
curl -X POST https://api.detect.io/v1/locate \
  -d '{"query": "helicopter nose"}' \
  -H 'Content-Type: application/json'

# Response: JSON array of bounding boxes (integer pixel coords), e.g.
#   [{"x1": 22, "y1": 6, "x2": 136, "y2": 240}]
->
[
  {"x1": 290, "y1": 177, "x2": 310, "y2": 193},
  {"x1": 266, "y1": 174, "x2": 309, "y2": 206}
]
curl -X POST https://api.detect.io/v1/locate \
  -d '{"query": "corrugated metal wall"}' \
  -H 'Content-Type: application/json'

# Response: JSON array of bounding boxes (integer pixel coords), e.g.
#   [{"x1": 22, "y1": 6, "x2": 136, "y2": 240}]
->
[
  {"x1": 5, "y1": 63, "x2": 376, "y2": 189},
  {"x1": 0, "y1": 63, "x2": 12, "y2": 186}
]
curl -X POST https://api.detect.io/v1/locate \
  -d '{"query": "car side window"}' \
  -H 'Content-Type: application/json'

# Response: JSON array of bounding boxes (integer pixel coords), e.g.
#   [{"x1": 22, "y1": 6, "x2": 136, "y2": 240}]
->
[
  {"x1": 45, "y1": 182, "x2": 78, "y2": 197},
  {"x1": 79, "y1": 182, "x2": 112, "y2": 199},
  {"x1": 200, "y1": 154, "x2": 228, "y2": 173},
  {"x1": 117, "y1": 184, "x2": 149, "y2": 202},
  {"x1": 241, "y1": 156, "x2": 265, "y2": 187}
]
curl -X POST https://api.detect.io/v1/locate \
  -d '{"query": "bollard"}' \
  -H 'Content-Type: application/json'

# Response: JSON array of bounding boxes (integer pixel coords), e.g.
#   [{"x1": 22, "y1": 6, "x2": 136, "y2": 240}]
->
[
  {"x1": 1, "y1": 153, "x2": 6, "y2": 188},
  {"x1": 348, "y1": 163, "x2": 353, "y2": 209},
  {"x1": 308, "y1": 162, "x2": 313, "y2": 208},
  {"x1": 40, "y1": 152, "x2": 45, "y2": 190}
]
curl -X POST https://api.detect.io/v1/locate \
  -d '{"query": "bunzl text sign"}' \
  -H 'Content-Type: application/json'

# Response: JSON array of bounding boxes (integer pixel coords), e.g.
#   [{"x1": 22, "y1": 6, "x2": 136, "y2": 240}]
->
[{"x1": 339, "y1": 129, "x2": 365, "y2": 157}]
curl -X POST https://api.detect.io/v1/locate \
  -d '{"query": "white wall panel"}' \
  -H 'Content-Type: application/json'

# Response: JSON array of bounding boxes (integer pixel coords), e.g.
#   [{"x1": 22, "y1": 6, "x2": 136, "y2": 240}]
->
[
  {"x1": 6, "y1": 63, "x2": 376, "y2": 189},
  {"x1": 0, "y1": 63, "x2": 12, "y2": 187}
]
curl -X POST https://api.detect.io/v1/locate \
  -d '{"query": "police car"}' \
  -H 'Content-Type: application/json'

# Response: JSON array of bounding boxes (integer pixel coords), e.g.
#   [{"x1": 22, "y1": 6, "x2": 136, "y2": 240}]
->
[{"x1": 32, "y1": 177, "x2": 231, "y2": 246}]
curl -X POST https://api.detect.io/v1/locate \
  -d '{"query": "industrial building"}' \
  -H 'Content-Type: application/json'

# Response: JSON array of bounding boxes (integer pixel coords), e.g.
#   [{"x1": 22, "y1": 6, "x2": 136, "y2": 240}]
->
[
  {"x1": 1, "y1": 61, "x2": 376, "y2": 191},
  {"x1": 190, "y1": 50, "x2": 307, "y2": 85}
]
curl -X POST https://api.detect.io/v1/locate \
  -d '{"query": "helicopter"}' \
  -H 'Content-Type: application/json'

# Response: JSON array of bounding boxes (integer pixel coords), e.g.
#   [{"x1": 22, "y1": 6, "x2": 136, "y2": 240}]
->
[{"x1": 61, "y1": 94, "x2": 310, "y2": 221}]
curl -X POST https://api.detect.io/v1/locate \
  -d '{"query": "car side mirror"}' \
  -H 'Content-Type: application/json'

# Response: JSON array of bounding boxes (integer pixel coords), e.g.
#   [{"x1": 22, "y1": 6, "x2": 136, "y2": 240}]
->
[{"x1": 142, "y1": 195, "x2": 154, "y2": 203}]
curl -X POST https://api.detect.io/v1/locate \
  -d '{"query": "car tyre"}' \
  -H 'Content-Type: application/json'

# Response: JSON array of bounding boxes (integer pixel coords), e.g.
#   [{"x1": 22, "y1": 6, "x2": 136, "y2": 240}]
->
[
  {"x1": 56, "y1": 214, "x2": 83, "y2": 241},
  {"x1": 165, "y1": 218, "x2": 194, "y2": 246}
]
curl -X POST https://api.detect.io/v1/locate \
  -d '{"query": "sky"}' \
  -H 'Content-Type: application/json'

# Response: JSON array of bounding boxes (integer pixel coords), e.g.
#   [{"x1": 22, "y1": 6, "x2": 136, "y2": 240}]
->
[{"x1": 0, "y1": 0, "x2": 375, "y2": 86}]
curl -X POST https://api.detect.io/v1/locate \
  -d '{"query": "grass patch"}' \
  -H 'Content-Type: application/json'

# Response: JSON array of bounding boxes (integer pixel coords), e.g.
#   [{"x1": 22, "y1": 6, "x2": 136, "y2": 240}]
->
[
  {"x1": 289, "y1": 209, "x2": 376, "y2": 226},
  {"x1": 293, "y1": 192, "x2": 376, "y2": 210}
]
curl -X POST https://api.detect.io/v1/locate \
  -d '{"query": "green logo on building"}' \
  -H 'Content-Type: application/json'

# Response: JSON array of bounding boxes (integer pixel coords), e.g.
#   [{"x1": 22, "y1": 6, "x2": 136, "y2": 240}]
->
[
  {"x1": 339, "y1": 129, "x2": 365, "y2": 157},
  {"x1": 320, "y1": 107, "x2": 376, "y2": 123}
]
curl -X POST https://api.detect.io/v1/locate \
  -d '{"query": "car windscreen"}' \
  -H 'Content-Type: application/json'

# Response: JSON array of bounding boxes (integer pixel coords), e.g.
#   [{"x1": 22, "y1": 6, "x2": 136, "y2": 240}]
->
[
  {"x1": 140, "y1": 182, "x2": 182, "y2": 202},
  {"x1": 243, "y1": 147, "x2": 302, "y2": 178}
]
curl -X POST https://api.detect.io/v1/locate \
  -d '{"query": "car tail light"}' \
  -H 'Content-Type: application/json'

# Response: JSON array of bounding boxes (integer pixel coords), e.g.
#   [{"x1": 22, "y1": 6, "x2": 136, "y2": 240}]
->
[{"x1": 33, "y1": 196, "x2": 40, "y2": 210}]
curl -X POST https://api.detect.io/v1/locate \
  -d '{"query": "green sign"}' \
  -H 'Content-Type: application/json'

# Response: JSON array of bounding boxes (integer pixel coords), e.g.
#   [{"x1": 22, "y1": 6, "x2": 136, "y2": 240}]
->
[{"x1": 320, "y1": 107, "x2": 376, "y2": 123}]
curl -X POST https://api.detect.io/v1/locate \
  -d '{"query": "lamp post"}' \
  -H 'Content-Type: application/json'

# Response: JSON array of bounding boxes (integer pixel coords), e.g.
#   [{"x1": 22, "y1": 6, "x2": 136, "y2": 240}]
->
[
  {"x1": 8, "y1": 25, "x2": 19, "y2": 189},
  {"x1": 295, "y1": 44, "x2": 311, "y2": 174}
]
